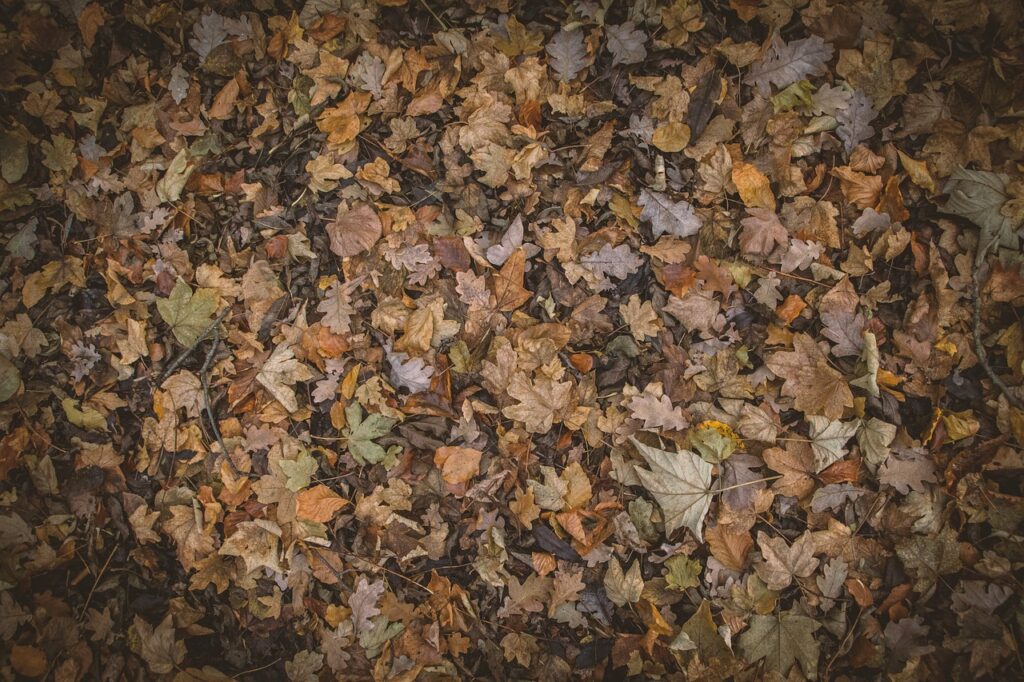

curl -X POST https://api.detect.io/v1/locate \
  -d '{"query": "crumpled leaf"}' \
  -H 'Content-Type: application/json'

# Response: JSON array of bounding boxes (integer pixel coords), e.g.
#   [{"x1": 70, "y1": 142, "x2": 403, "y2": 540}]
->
[
  {"x1": 256, "y1": 343, "x2": 313, "y2": 413},
  {"x1": 603, "y1": 557, "x2": 643, "y2": 606},
  {"x1": 639, "y1": 189, "x2": 703, "y2": 238},
  {"x1": 943, "y1": 168, "x2": 1020, "y2": 261}
]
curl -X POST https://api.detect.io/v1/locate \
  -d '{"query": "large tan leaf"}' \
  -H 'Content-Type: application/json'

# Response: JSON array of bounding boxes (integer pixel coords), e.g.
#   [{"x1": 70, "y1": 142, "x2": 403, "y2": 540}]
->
[{"x1": 629, "y1": 437, "x2": 713, "y2": 541}]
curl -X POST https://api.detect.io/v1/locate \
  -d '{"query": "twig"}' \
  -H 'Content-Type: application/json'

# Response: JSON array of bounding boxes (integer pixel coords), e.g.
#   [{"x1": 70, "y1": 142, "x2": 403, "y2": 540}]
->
[
  {"x1": 155, "y1": 308, "x2": 231, "y2": 383},
  {"x1": 199, "y1": 324, "x2": 249, "y2": 478},
  {"x1": 972, "y1": 257, "x2": 1023, "y2": 410},
  {"x1": 78, "y1": 543, "x2": 118, "y2": 619}
]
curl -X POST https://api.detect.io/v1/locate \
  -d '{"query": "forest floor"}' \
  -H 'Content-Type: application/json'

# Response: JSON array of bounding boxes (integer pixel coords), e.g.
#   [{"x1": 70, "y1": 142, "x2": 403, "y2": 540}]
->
[{"x1": 1, "y1": 0, "x2": 1023, "y2": 680}]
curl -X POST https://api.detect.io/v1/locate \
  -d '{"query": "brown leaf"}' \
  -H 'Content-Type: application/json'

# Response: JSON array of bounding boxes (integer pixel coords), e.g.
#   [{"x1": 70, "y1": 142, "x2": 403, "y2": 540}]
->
[{"x1": 327, "y1": 202, "x2": 382, "y2": 258}]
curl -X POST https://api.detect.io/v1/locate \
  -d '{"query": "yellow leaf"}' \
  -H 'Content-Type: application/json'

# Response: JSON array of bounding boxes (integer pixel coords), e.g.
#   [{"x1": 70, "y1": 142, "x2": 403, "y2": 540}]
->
[
  {"x1": 732, "y1": 161, "x2": 775, "y2": 210},
  {"x1": 652, "y1": 121, "x2": 691, "y2": 152}
]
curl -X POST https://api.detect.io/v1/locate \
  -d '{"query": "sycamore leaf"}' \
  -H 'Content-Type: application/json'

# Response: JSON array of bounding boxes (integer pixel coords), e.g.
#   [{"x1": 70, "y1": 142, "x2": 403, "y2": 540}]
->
[
  {"x1": 133, "y1": 615, "x2": 185, "y2": 674},
  {"x1": 627, "y1": 387, "x2": 689, "y2": 431},
  {"x1": 327, "y1": 202, "x2": 382, "y2": 258},
  {"x1": 619, "y1": 294, "x2": 661, "y2": 341},
  {"x1": 218, "y1": 519, "x2": 283, "y2": 575},
  {"x1": 630, "y1": 437, "x2": 713, "y2": 541},
  {"x1": 895, "y1": 527, "x2": 962, "y2": 595},
  {"x1": 766, "y1": 334, "x2": 853, "y2": 420},
  {"x1": 739, "y1": 610, "x2": 821, "y2": 678},
  {"x1": 502, "y1": 371, "x2": 572, "y2": 434},
  {"x1": 256, "y1": 343, "x2": 313, "y2": 413},
  {"x1": 639, "y1": 189, "x2": 703, "y2": 238},
  {"x1": 603, "y1": 557, "x2": 643, "y2": 606},
  {"x1": 343, "y1": 403, "x2": 397, "y2": 465},
  {"x1": 755, "y1": 531, "x2": 819, "y2": 590},
  {"x1": 0, "y1": 355, "x2": 21, "y2": 403},
  {"x1": 156, "y1": 280, "x2": 219, "y2": 347}
]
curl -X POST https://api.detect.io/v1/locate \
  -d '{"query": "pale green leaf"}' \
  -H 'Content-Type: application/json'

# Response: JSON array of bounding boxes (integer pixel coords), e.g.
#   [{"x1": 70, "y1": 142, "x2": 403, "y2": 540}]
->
[
  {"x1": 630, "y1": 437, "x2": 713, "y2": 541},
  {"x1": 156, "y1": 280, "x2": 219, "y2": 347}
]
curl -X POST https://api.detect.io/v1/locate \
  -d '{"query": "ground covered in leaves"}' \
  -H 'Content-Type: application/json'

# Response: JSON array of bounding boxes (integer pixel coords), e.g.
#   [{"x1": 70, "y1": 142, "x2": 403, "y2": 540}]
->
[{"x1": 2, "y1": 0, "x2": 1024, "y2": 679}]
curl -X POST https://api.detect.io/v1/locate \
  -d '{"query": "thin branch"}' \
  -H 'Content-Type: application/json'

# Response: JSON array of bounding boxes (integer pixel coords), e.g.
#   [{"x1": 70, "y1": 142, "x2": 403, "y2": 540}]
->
[{"x1": 199, "y1": 324, "x2": 250, "y2": 479}]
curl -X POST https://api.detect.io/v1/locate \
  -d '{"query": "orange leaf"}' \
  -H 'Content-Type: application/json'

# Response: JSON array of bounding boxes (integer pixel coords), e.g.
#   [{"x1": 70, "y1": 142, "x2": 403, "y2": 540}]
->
[
  {"x1": 295, "y1": 484, "x2": 348, "y2": 523},
  {"x1": 433, "y1": 446, "x2": 482, "y2": 486}
]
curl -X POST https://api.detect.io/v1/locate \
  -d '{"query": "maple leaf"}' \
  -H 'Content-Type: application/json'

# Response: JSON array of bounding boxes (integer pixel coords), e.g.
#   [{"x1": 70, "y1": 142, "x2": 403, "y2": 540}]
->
[
  {"x1": 895, "y1": 527, "x2": 963, "y2": 595},
  {"x1": 256, "y1": 343, "x2": 313, "y2": 413},
  {"x1": 766, "y1": 333, "x2": 853, "y2": 419},
  {"x1": 739, "y1": 609, "x2": 821, "y2": 678},
  {"x1": 943, "y1": 168, "x2": 1020, "y2": 261},
  {"x1": 747, "y1": 33, "x2": 834, "y2": 95},
  {"x1": 502, "y1": 371, "x2": 572, "y2": 434},
  {"x1": 763, "y1": 441, "x2": 816, "y2": 501},
  {"x1": 546, "y1": 28, "x2": 587, "y2": 82},
  {"x1": 627, "y1": 386, "x2": 689, "y2": 431},
  {"x1": 755, "y1": 531, "x2": 819, "y2": 590},
  {"x1": 133, "y1": 614, "x2": 185, "y2": 674},
  {"x1": 342, "y1": 403, "x2": 397, "y2": 465},
  {"x1": 156, "y1": 280, "x2": 219, "y2": 346},
  {"x1": 639, "y1": 189, "x2": 703, "y2": 238},
  {"x1": 630, "y1": 437, "x2": 713, "y2": 541},
  {"x1": 218, "y1": 519, "x2": 283, "y2": 575}
]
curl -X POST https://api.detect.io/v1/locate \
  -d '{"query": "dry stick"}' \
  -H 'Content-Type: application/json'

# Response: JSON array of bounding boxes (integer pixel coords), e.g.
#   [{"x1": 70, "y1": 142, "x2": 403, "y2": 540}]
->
[
  {"x1": 973, "y1": 259, "x2": 1024, "y2": 411},
  {"x1": 199, "y1": 325, "x2": 249, "y2": 479}
]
